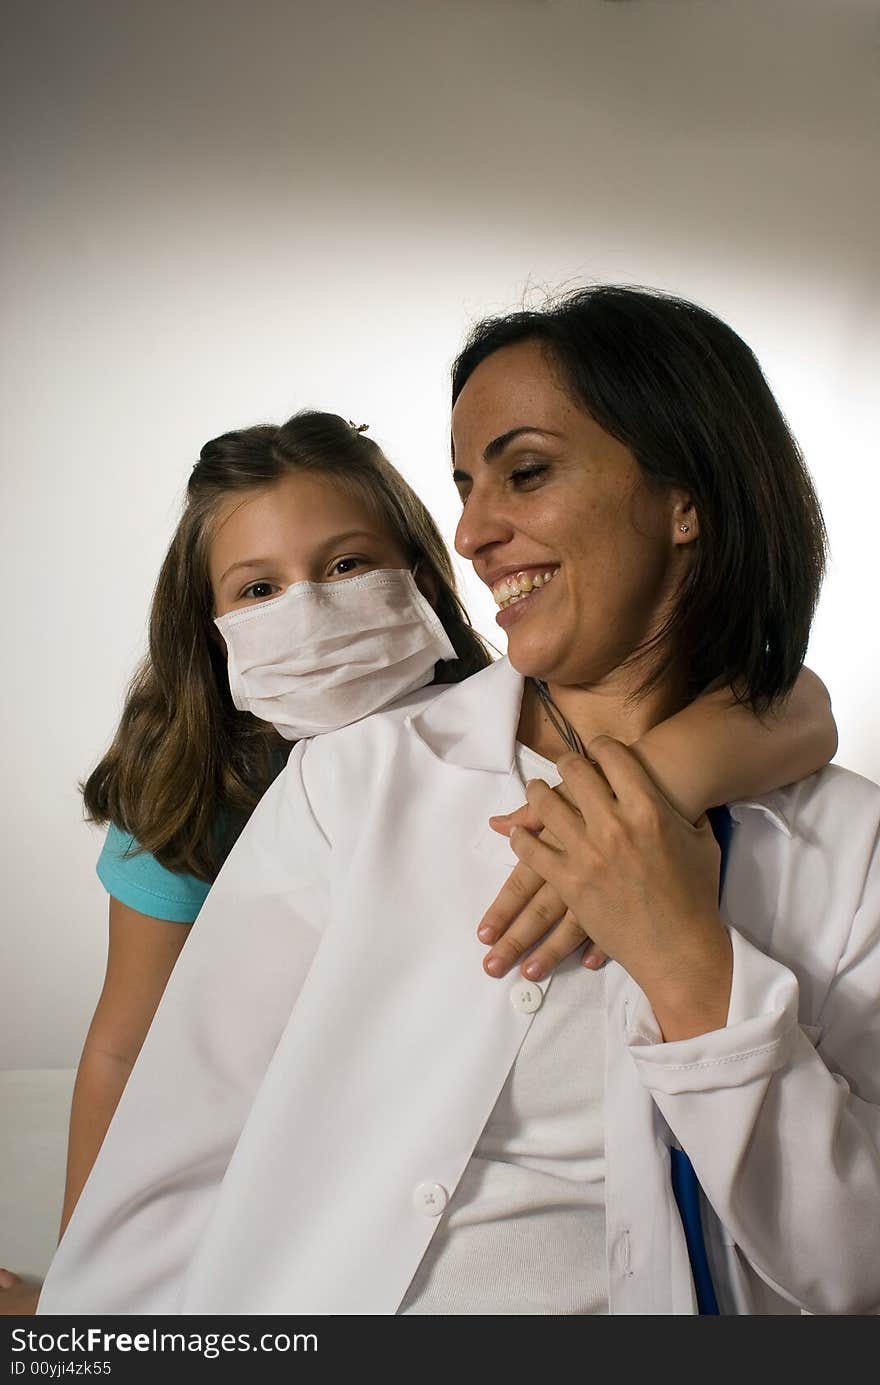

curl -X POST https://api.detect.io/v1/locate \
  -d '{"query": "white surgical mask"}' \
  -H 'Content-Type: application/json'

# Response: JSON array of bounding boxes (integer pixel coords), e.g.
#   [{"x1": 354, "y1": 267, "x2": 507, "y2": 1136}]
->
[{"x1": 214, "y1": 567, "x2": 457, "y2": 739}]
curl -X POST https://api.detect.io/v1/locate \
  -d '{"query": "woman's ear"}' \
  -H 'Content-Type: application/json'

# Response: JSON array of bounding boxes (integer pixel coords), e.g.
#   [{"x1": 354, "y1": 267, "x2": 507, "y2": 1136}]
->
[
  {"x1": 672, "y1": 495, "x2": 699, "y2": 545},
  {"x1": 412, "y1": 560, "x2": 440, "y2": 610}
]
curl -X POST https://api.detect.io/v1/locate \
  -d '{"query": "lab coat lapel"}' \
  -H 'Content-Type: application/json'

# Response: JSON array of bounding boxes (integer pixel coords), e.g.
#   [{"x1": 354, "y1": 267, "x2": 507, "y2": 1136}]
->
[
  {"x1": 406, "y1": 654, "x2": 525, "y2": 772},
  {"x1": 408, "y1": 654, "x2": 529, "y2": 869},
  {"x1": 182, "y1": 659, "x2": 549, "y2": 1314}
]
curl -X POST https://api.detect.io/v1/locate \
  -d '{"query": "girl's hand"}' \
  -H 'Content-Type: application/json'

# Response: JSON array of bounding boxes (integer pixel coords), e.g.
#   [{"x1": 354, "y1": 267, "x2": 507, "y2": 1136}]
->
[
  {"x1": 0, "y1": 1268, "x2": 41, "y2": 1315},
  {"x1": 504, "y1": 738, "x2": 732, "y2": 1042},
  {"x1": 478, "y1": 788, "x2": 609, "y2": 977}
]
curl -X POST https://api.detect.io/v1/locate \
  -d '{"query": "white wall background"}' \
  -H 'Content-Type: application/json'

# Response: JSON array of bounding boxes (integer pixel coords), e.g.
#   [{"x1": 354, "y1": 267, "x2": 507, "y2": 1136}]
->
[{"x1": 2, "y1": 0, "x2": 878, "y2": 1069}]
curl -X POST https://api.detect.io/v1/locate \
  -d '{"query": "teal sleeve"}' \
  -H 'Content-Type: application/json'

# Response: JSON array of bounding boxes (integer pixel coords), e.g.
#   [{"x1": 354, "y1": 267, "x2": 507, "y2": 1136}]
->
[{"x1": 96, "y1": 823, "x2": 211, "y2": 923}]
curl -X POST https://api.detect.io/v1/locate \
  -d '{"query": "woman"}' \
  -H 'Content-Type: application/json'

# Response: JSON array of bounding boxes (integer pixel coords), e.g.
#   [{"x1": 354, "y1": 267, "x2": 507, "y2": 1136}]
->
[{"x1": 36, "y1": 303, "x2": 874, "y2": 1314}]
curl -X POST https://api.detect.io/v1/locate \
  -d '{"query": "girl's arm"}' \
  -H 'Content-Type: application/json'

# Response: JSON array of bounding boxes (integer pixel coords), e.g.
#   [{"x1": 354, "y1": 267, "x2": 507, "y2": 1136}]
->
[
  {"x1": 0, "y1": 902, "x2": 189, "y2": 1316},
  {"x1": 631, "y1": 665, "x2": 837, "y2": 823},
  {"x1": 59, "y1": 900, "x2": 191, "y2": 1237},
  {"x1": 0, "y1": 1270, "x2": 41, "y2": 1316}
]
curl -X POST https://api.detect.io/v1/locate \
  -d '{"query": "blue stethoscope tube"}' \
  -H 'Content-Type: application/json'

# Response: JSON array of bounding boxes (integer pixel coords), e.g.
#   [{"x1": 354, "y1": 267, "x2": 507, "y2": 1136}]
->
[{"x1": 668, "y1": 804, "x2": 733, "y2": 1316}]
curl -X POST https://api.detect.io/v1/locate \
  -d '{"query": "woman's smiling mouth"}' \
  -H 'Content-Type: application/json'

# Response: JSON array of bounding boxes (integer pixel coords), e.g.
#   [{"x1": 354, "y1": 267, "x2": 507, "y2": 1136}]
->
[{"x1": 491, "y1": 566, "x2": 559, "y2": 610}]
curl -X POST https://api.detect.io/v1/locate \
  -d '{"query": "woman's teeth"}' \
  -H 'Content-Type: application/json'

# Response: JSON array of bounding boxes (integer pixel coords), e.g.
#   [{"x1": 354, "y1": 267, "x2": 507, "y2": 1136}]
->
[{"x1": 492, "y1": 568, "x2": 557, "y2": 609}]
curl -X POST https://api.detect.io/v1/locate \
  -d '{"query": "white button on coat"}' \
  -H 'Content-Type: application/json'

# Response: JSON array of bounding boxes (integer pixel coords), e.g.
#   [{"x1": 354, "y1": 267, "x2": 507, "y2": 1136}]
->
[
  {"x1": 413, "y1": 1182, "x2": 448, "y2": 1216},
  {"x1": 510, "y1": 980, "x2": 544, "y2": 1013}
]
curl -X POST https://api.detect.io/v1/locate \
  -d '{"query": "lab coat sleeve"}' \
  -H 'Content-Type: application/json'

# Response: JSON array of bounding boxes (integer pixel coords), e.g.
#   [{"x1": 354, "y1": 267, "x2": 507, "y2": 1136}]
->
[
  {"x1": 38, "y1": 739, "x2": 331, "y2": 1316},
  {"x1": 625, "y1": 821, "x2": 880, "y2": 1316}
]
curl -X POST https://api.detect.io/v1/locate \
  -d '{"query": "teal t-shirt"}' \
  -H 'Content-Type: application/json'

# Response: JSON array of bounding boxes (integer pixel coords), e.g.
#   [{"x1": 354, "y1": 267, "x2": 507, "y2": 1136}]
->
[
  {"x1": 95, "y1": 751, "x2": 289, "y2": 923},
  {"x1": 96, "y1": 823, "x2": 211, "y2": 923}
]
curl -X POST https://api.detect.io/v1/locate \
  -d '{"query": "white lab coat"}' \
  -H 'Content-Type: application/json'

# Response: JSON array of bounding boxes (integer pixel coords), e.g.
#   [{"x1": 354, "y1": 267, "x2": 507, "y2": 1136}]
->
[{"x1": 39, "y1": 657, "x2": 880, "y2": 1316}]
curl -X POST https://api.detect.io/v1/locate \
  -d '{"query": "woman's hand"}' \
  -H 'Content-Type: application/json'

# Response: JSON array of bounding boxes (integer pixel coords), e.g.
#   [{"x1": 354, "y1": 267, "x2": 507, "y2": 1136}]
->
[
  {"x1": 478, "y1": 784, "x2": 609, "y2": 977},
  {"x1": 0, "y1": 1268, "x2": 41, "y2": 1315},
  {"x1": 502, "y1": 737, "x2": 732, "y2": 1041}
]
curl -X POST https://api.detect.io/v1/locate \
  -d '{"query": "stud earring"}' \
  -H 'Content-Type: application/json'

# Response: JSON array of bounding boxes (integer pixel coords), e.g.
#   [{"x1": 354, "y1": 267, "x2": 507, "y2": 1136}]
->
[{"x1": 679, "y1": 523, "x2": 690, "y2": 533}]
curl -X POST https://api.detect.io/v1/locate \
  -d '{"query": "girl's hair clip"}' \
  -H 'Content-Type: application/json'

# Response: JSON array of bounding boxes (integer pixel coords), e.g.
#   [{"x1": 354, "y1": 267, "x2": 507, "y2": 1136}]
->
[{"x1": 349, "y1": 420, "x2": 369, "y2": 434}]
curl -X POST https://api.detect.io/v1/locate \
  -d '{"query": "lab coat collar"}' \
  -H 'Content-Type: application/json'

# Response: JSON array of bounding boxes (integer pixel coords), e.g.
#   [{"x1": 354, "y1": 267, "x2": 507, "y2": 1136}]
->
[
  {"x1": 727, "y1": 792, "x2": 792, "y2": 837},
  {"x1": 410, "y1": 656, "x2": 796, "y2": 836},
  {"x1": 408, "y1": 656, "x2": 525, "y2": 772}
]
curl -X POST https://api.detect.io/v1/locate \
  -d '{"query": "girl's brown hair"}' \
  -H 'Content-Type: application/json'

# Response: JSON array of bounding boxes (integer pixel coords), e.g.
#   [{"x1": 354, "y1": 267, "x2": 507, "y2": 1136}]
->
[{"x1": 83, "y1": 410, "x2": 494, "y2": 881}]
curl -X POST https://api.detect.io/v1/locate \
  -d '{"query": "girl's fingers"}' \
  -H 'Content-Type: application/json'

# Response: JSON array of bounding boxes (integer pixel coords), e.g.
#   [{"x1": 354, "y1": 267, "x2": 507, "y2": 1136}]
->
[
  {"x1": 477, "y1": 859, "x2": 548, "y2": 944},
  {"x1": 512, "y1": 910, "x2": 592, "y2": 982},
  {"x1": 482, "y1": 880, "x2": 570, "y2": 975},
  {"x1": 479, "y1": 785, "x2": 610, "y2": 981},
  {"x1": 581, "y1": 940, "x2": 608, "y2": 970}
]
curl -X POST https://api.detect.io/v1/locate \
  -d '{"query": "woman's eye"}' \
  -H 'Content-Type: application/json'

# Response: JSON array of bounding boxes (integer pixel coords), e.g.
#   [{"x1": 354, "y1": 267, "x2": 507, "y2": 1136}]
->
[
  {"x1": 510, "y1": 464, "x2": 548, "y2": 488},
  {"x1": 241, "y1": 581, "x2": 280, "y2": 601}
]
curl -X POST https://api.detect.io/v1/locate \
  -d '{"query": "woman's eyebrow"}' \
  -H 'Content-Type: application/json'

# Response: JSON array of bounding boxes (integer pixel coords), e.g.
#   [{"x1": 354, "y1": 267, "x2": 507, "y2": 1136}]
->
[
  {"x1": 483, "y1": 427, "x2": 562, "y2": 461},
  {"x1": 451, "y1": 426, "x2": 563, "y2": 475}
]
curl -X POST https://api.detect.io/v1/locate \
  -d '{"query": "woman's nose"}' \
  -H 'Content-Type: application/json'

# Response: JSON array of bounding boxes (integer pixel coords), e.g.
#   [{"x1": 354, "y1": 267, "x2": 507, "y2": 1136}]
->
[{"x1": 454, "y1": 487, "x2": 511, "y2": 561}]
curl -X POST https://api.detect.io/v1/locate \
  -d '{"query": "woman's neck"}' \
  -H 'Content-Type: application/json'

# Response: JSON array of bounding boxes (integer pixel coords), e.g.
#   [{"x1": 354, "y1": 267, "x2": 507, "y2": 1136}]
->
[{"x1": 517, "y1": 672, "x2": 686, "y2": 762}]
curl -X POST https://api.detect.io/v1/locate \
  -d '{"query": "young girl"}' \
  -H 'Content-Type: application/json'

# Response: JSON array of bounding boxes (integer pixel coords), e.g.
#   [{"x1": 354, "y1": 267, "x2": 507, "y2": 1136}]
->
[{"x1": 1, "y1": 407, "x2": 836, "y2": 1314}]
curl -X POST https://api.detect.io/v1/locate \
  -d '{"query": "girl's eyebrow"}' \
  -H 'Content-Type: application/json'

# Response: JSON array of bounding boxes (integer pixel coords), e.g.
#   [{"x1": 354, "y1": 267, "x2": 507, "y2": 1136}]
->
[
  {"x1": 219, "y1": 557, "x2": 275, "y2": 584},
  {"x1": 219, "y1": 531, "x2": 382, "y2": 585}
]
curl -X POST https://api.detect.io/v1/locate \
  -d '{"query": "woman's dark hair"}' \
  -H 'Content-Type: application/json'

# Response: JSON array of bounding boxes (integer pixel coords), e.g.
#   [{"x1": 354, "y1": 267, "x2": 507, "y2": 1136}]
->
[
  {"x1": 83, "y1": 410, "x2": 494, "y2": 881},
  {"x1": 451, "y1": 284, "x2": 828, "y2": 711}
]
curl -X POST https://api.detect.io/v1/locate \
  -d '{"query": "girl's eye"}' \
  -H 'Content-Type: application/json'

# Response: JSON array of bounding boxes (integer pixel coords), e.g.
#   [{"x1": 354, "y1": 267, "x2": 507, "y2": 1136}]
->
[
  {"x1": 330, "y1": 556, "x2": 366, "y2": 577},
  {"x1": 510, "y1": 464, "x2": 548, "y2": 488},
  {"x1": 241, "y1": 581, "x2": 281, "y2": 601}
]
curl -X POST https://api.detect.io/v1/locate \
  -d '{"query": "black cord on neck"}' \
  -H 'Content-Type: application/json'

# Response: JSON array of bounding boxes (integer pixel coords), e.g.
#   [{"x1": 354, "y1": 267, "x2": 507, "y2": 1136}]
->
[{"x1": 530, "y1": 678, "x2": 587, "y2": 757}]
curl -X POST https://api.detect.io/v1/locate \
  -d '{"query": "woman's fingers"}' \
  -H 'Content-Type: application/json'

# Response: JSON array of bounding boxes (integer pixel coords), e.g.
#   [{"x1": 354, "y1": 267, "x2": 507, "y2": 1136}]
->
[
  {"x1": 493, "y1": 741, "x2": 728, "y2": 1036},
  {"x1": 579, "y1": 736, "x2": 671, "y2": 810},
  {"x1": 490, "y1": 777, "x2": 581, "y2": 838},
  {"x1": 488, "y1": 803, "x2": 543, "y2": 836},
  {"x1": 523, "y1": 758, "x2": 627, "y2": 856}
]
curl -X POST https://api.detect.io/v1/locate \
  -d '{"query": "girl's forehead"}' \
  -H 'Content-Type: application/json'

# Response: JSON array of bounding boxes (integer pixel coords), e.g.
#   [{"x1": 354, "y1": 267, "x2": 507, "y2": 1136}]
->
[
  {"x1": 207, "y1": 471, "x2": 402, "y2": 577},
  {"x1": 211, "y1": 472, "x2": 375, "y2": 534}
]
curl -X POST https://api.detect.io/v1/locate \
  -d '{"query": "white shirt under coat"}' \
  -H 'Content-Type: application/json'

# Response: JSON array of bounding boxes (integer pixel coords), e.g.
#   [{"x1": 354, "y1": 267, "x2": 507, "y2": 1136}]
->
[
  {"x1": 399, "y1": 745, "x2": 608, "y2": 1316},
  {"x1": 38, "y1": 658, "x2": 880, "y2": 1316}
]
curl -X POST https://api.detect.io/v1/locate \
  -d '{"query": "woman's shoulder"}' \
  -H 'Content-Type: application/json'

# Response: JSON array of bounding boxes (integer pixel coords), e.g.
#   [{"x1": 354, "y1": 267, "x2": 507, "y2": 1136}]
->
[
  {"x1": 729, "y1": 763, "x2": 880, "y2": 924},
  {"x1": 732, "y1": 762, "x2": 880, "y2": 836},
  {"x1": 808, "y1": 761, "x2": 880, "y2": 811},
  {"x1": 96, "y1": 823, "x2": 211, "y2": 923}
]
